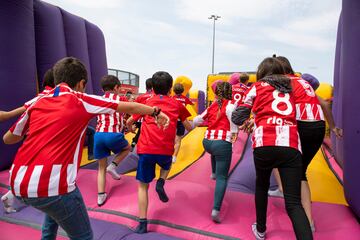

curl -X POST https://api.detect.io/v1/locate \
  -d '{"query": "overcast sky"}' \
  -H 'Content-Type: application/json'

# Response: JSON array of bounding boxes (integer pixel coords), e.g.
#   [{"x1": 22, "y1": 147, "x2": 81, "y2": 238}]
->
[{"x1": 46, "y1": 0, "x2": 341, "y2": 93}]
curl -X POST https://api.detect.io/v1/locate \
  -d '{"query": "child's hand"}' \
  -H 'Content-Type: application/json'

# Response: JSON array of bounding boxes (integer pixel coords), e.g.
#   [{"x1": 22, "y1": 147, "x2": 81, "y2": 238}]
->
[
  {"x1": 156, "y1": 112, "x2": 170, "y2": 130},
  {"x1": 332, "y1": 127, "x2": 343, "y2": 138},
  {"x1": 130, "y1": 124, "x2": 137, "y2": 133},
  {"x1": 231, "y1": 133, "x2": 238, "y2": 143}
]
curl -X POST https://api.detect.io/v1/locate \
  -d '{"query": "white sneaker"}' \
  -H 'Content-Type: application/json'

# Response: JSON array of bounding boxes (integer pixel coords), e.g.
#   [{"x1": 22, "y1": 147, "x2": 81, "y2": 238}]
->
[
  {"x1": 97, "y1": 193, "x2": 107, "y2": 207},
  {"x1": 252, "y1": 223, "x2": 265, "y2": 240},
  {"x1": 210, "y1": 173, "x2": 216, "y2": 180},
  {"x1": 1, "y1": 191, "x2": 16, "y2": 213},
  {"x1": 106, "y1": 163, "x2": 121, "y2": 180},
  {"x1": 172, "y1": 156, "x2": 177, "y2": 163},
  {"x1": 211, "y1": 209, "x2": 221, "y2": 223},
  {"x1": 268, "y1": 188, "x2": 284, "y2": 198}
]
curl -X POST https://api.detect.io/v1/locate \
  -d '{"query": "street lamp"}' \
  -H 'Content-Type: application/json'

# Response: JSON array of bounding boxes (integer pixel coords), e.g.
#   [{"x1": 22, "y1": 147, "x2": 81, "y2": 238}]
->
[{"x1": 208, "y1": 14, "x2": 221, "y2": 74}]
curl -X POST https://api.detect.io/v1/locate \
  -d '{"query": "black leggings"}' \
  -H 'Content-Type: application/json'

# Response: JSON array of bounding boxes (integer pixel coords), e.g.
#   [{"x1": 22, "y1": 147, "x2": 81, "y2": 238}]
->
[
  {"x1": 132, "y1": 122, "x2": 142, "y2": 145},
  {"x1": 297, "y1": 121, "x2": 326, "y2": 181},
  {"x1": 254, "y1": 146, "x2": 313, "y2": 240}
]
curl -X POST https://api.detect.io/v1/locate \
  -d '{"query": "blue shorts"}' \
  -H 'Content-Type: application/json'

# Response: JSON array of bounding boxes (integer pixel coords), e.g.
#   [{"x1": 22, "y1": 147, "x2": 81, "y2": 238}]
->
[
  {"x1": 94, "y1": 132, "x2": 129, "y2": 159},
  {"x1": 136, "y1": 154, "x2": 172, "y2": 183}
]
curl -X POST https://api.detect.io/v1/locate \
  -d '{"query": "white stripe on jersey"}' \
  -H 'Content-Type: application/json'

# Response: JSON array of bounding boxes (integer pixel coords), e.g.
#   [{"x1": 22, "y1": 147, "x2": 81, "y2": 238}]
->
[
  {"x1": 27, "y1": 165, "x2": 43, "y2": 197},
  {"x1": 254, "y1": 126, "x2": 264, "y2": 147},
  {"x1": 67, "y1": 164, "x2": 76, "y2": 193},
  {"x1": 210, "y1": 130, "x2": 215, "y2": 139},
  {"x1": 81, "y1": 100, "x2": 116, "y2": 115},
  {"x1": 12, "y1": 113, "x2": 29, "y2": 136},
  {"x1": 109, "y1": 111, "x2": 115, "y2": 132},
  {"x1": 217, "y1": 130, "x2": 223, "y2": 140},
  {"x1": 275, "y1": 126, "x2": 290, "y2": 147},
  {"x1": 225, "y1": 131, "x2": 232, "y2": 142},
  {"x1": 67, "y1": 127, "x2": 86, "y2": 193},
  {"x1": 305, "y1": 104, "x2": 314, "y2": 120},
  {"x1": 296, "y1": 104, "x2": 301, "y2": 120},
  {"x1": 48, "y1": 165, "x2": 61, "y2": 196},
  {"x1": 13, "y1": 166, "x2": 28, "y2": 196}
]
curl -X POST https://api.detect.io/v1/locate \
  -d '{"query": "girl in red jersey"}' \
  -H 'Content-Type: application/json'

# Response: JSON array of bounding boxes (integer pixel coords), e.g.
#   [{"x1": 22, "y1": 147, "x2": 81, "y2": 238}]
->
[
  {"x1": 193, "y1": 81, "x2": 238, "y2": 223},
  {"x1": 232, "y1": 57, "x2": 313, "y2": 240},
  {"x1": 270, "y1": 56, "x2": 342, "y2": 231}
]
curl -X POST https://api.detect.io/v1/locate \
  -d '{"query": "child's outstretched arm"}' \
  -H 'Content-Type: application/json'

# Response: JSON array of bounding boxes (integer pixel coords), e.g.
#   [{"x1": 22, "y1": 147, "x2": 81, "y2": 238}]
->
[
  {"x1": 0, "y1": 106, "x2": 26, "y2": 122},
  {"x1": 317, "y1": 96, "x2": 343, "y2": 138},
  {"x1": 182, "y1": 120, "x2": 193, "y2": 132},
  {"x1": 3, "y1": 131, "x2": 23, "y2": 144},
  {"x1": 116, "y1": 102, "x2": 169, "y2": 129}
]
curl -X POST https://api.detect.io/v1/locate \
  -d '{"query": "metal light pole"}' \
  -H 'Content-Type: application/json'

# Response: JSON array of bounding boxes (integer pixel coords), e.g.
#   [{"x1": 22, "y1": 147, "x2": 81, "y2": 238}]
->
[{"x1": 208, "y1": 14, "x2": 221, "y2": 74}]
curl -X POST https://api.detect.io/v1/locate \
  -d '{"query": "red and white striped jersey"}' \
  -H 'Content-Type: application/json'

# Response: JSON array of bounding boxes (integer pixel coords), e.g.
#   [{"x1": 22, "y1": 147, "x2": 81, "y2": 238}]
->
[
  {"x1": 96, "y1": 92, "x2": 125, "y2": 133},
  {"x1": 289, "y1": 75, "x2": 324, "y2": 121},
  {"x1": 194, "y1": 99, "x2": 238, "y2": 143},
  {"x1": 9, "y1": 83, "x2": 118, "y2": 198},
  {"x1": 24, "y1": 86, "x2": 53, "y2": 109},
  {"x1": 232, "y1": 83, "x2": 249, "y2": 103},
  {"x1": 241, "y1": 82, "x2": 301, "y2": 151}
]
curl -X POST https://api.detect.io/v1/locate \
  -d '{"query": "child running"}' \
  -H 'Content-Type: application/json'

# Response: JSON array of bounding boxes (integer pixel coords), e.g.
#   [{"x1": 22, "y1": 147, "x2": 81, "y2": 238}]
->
[
  {"x1": 130, "y1": 78, "x2": 154, "y2": 150},
  {"x1": 126, "y1": 71, "x2": 192, "y2": 234},
  {"x1": 232, "y1": 57, "x2": 313, "y2": 240},
  {"x1": 94, "y1": 75, "x2": 131, "y2": 206},
  {"x1": 3, "y1": 57, "x2": 169, "y2": 239},
  {"x1": 268, "y1": 56, "x2": 343, "y2": 231},
  {"x1": 193, "y1": 81, "x2": 238, "y2": 223},
  {"x1": 172, "y1": 83, "x2": 194, "y2": 163}
]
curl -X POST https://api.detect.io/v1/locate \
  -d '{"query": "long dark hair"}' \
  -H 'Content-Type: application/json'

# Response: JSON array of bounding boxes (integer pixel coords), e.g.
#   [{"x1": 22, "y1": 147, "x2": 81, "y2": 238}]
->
[{"x1": 256, "y1": 57, "x2": 292, "y2": 93}]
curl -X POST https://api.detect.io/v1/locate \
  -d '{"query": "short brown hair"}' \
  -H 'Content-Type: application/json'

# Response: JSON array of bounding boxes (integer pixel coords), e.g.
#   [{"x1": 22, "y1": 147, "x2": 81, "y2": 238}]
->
[
  {"x1": 42, "y1": 68, "x2": 55, "y2": 88},
  {"x1": 239, "y1": 73, "x2": 249, "y2": 84},
  {"x1": 256, "y1": 57, "x2": 285, "y2": 80},
  {"x1": 53, "y1": 57, "x2": 88, "y2": 88},
  {"x1": 173, "y1": 83, "x2": 184, "y2": 95},
  {"x1": 100, "y1": 75, "x2": 121, "y2": 91}
]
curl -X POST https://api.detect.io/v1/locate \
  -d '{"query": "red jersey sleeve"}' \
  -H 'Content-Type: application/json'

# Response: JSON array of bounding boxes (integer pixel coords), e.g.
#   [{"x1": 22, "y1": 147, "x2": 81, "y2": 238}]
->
[
  {"x1": 78, "y1": 93, "x2": 119, "y2": 115},
  {"x1": 178, "y1": 102, "x2": 191, "y2": 122},
  {"x1": 185, "y1": 96, "x2": 194, "y2": 106},
  {"x1": 10, "y1": 111, "x2": 30, "y2": 136}
]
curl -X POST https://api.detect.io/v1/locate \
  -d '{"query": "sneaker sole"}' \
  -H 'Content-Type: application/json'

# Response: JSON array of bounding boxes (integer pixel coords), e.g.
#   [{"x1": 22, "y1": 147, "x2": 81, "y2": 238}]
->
[{"x1": 106, "y1": 170, "x2": 121, "y2": 180}]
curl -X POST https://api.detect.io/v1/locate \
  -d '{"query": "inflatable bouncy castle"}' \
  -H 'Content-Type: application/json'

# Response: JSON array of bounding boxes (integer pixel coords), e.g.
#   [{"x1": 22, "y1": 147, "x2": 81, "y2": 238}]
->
[{"x1": 0, "y1": 1, "x2": 359, "y2": 240}]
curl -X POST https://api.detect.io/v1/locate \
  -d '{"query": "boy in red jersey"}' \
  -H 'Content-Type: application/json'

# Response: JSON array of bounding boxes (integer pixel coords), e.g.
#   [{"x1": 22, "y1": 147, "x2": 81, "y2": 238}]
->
[
  {"x1": 94, "y1": 75, "x2": 132, "y2": 206},
  {"x1": 130, "y1": 78, "x2": 154, "y2": 150},
  {"x1": 232, "y1": 57, "x2": 313, "y2": 240},
  {"x1": 3, "y1": 57, "x2": 169, "y2": 239},
  {"x1": 172, "y1": 83, "x2": 194, "y2": 163},
  {"x1": 126, "y1": 71, "x2": 192, "y2": 234}
]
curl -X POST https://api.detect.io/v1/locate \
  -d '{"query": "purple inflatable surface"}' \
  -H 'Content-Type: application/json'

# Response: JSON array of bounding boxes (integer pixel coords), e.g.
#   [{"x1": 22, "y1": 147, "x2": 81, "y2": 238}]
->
[
  {"x1": 0, "y1": 194, "x2": 179, "y2": 240},
  {"x1": 86, "y1": 21, "x2": 108, "y2": 96},
  {"x1": 34, "y1": 0, "x2": 67, "y2": 90},
  {"x1": 61, "y1": 9, "x2": 94, "y2": 94},
  {"x1": 334, "y1": 0, "x2": 360, "y2": 218},
  {"x1": 0, "y1": 0, "x2": 37, "y2": 171}
]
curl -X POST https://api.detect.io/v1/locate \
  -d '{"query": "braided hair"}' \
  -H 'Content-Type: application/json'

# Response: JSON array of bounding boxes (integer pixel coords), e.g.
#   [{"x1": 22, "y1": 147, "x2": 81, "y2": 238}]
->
[{"x1": 215, "y1": 81, "x2": 232, "y2": 118}]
